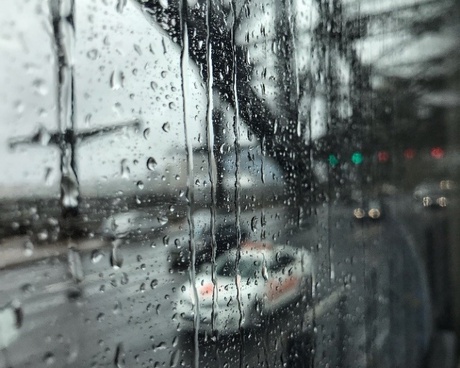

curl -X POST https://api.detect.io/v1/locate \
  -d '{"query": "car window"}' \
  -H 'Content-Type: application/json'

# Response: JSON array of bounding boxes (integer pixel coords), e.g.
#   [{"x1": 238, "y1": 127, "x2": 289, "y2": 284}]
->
[
  {"x1": 216, "y1": 255, "x2": 261, "y2": 279},
  {"x1": 270, "y1": 253, "x2": 295, "y2": 273},
  {"x1": 239, "y1": 258, "x2": 262, "y2": 279},
  {"x1": 216, "y1": 257, "x2": 236, "y2": 278}
]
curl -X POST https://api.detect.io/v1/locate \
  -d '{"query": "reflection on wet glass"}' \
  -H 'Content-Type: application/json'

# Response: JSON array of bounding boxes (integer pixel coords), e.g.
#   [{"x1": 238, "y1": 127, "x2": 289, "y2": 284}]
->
[{"x1": 0, "y1": 0, "x2": 458, "y2": 367}]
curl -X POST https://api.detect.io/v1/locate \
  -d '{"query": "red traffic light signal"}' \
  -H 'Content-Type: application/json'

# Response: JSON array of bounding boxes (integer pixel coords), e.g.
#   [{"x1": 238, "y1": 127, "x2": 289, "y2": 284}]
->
[
  {"x1": 430, "y1": 147, "x2": 444, "y2": 159},
  {"x1": 377, "y1": 150, "x2": 390, "y2": 163},
  {"x1": 403, "y1": 148, "x2": 416, "y2": 160}
]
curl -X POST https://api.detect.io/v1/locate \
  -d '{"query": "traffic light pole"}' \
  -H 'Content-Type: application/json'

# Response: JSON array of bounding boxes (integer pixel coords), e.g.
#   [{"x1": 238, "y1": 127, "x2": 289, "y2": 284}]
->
[
  {"x1": 51, "y1": 0, "x2": 78, "y2": 218},
  {"x1": 9, "y1": 0, "x2": 140, "y2": 237}
]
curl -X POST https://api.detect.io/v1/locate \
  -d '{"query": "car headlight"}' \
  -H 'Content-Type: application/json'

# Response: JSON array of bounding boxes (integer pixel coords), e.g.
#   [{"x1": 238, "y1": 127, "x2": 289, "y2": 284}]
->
[
  {"x1": 368, "y1": 208, "x2": 381, "y2": 219},
  {"x1": 436, "y1": 197, "x2": 447, "y2": 207},
  {"x1": 353, "y1": 208, "x2": 365, "y2": 219},
  {"x1": 422, "y1": 196, "x2": 432, "y2": 207}
]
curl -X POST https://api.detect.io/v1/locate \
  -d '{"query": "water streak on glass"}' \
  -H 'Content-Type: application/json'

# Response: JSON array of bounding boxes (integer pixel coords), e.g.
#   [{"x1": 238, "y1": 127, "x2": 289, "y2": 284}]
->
[
  {"x1": 0, "y1": 0, "x2": 458, "y2": 366},
  {"x1": 178, "y1": 1, "x2": 200, "y2": 367},
  {"x1": 204, "y1": 0, "x2": 219, "y2": 339},
  {"x1": 286, "y1": 0, "x2": 303, "y2": 233},
  {"x1": 230, "y1": 1, "x2": 244, "y2": 366}
]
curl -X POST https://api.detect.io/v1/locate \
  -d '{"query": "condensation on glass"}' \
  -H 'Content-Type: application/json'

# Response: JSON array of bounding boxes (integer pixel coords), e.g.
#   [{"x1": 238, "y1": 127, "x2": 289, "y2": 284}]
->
[{"x1": 0, "y1": 0, "x2": 458, "y2": 367}]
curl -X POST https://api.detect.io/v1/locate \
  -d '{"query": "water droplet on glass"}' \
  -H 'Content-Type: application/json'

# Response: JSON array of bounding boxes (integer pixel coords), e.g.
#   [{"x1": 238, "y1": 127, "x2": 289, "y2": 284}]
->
[
  {"x1": 262, "y1": 263, "x2": 269, "y2": 281},
  {"x1": 87, "y1": 49, "x2": 98, "y2": 60},
  {"x1": 137, "y1": 181, "x2": 144, "y2": 190},
  {"x1": 110, "y1": 245, "x2": 123, "y2": 269},
  {"x1": 84, "y1": 113, "x2": 92, "y2": 126},
  {"x1": 120, "y1": 272, "x2": 129, "y2": 285},
  {"x1": 31, "y1": 126, "x2": 50, "y2": 146},
  {"x1": 146, "y1": 157, "x2": 157, "y2": 171},
  {"x1": 44, "y1": 167, "x2": 53, "y2": 186},
  {"x1": 170, "y1": 349, "x2": 179, "y2": 367},
  {"x1": 139, "y1": 283, "x2": 146, "y2": 293},
  {"x1": 157, "y1": 215, "x2": 168, "y2": 226},
  {"x1": 116, "y1": 0, "x2": 127, "y2": 13},
  {"x1": 121, "y1": 159, "x2": 130, "y2": 179},
  {"x1": 0, "y1": 303, "x2": 21, "y2": 349},
  {"x1": 68, "y1": 249, "x2": 84, "y2": 282},
  {"x1": 114, "y1": 343, "x2": 126, "y2": 368},
  {"x1": 14, "y1": 101, "x2": 25, "y2": 114},
  {"x1": 153, "y1": 341, "x2": 167, "y2": 352},
  {"x1": 110, "y1": 70, "x2": 124, "y2": 90},
  {"x1": 21, "y1": 283, "x2": 35, "y2": 294},
  {"x1": 61, "y1": 174, "x2": 79, "y2": 210},
  {"x1": 37, "y1": 229, "x2": 48, "y2": 241},
  {"x1": 91, "y1": 250, "x2": 104, "y2": 264},
  {"x1": 150, "y1": 279, "x2": 158, "y2": 290},
  {"x1": 133, "y1": 44, "x2": 142, "y2": 55},
  {"x1": 162, "y1": 122, "x2": 170, "y2": 132},
  {"x1": 168, "y1": 102, "x2": 176, "y2": 109},
  {"x1": 43, "y1": 352, "x2": 55, "y2": 365},
  {"x1": 48, "y1": 217, "x2": 59, "y2": 227},
  {"x1": 150, "y1": 81, "x2": 157, "y2": 91},
  {"x1": 32, "y1": 79, "x2": 47, "y2": 95},
  {"x1": 143, "y1": 128, "x2": 150, "y2": 139},
  {"x1": 97, "y1": 312, "x2": 105, "y2": 322},
  {"x1": 113, "y1": 301, "x2": 122, "y2": 314}
]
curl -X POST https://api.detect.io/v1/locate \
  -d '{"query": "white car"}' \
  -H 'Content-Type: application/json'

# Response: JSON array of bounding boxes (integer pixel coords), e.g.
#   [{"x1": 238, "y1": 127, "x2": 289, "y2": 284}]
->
[{"x1": 175, "y1": 243, "x2": 313, "y2": 335}]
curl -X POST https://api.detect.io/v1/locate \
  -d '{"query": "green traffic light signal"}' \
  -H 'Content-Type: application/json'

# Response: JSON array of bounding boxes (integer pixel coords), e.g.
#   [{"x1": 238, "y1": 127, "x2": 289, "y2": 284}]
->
[
  {"x1": 328, "y1": 154, "x2": 339, "y2": 167},
  {"x1": 351, "y1": 152, "x2": 363, "y2": 165}
]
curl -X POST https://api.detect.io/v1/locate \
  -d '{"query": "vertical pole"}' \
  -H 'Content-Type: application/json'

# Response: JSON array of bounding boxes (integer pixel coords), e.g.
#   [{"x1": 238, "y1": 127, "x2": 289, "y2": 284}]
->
[
  {"x1": 444, "y1": 0, "x2": 460, "y2": 340},
  {"x1": 49, "y1": 0, "x2": 79, "y2": 218},
  {"x1": 447, "y1": 20, "x2": 460, "y2": 336}
]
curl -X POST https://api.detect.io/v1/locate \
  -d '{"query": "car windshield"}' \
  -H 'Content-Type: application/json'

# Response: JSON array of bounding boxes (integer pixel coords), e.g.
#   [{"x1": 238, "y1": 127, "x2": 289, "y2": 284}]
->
[{"x1": 216, "y1": 255, "x2": 262, "y2": 279}]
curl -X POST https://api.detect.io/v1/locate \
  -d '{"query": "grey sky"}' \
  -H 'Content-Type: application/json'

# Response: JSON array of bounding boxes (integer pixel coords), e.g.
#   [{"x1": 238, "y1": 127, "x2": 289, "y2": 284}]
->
[{"x1": 0, "y1": 0, "x2": 456, "y2": 199}]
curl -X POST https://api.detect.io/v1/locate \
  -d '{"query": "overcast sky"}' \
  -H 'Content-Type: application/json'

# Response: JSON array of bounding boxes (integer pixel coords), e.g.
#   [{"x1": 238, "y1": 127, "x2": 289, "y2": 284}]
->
[
  {"x1": 0, "y1": 0, "x2": 456, "y2": 199},
  {"x1": 0, "y1": 0, "x2": 210, "y2": 198}
]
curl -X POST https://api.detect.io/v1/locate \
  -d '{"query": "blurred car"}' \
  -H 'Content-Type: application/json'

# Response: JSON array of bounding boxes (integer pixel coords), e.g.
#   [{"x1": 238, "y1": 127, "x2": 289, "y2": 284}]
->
[
  {"x1": 189, "y1": 145, "x2": 287, "y2": 208},
  {"x1": 413, "y1": 180, "x2": 456, "y2": 208},
  {"x1": 175, "y1": 242, "x2": 313, "y2": 334},
  {"x1": 353, "y1": 198, "x2": 384, "y2": 220},
  {"x1": 169, "y1": 217, "x2": 251, "y2": 272}
]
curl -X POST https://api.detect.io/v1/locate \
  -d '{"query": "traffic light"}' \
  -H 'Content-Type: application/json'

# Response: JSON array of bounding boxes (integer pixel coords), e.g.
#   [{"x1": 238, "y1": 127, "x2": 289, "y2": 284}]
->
[
  {"x1": 403, "y1": 148, "x2": 416, "y2": 160},
  {"x1": 430, "y1": 147, "x2": 444, "y2": 159},
  {"x1": 377, "y1": 150, "x2": 390, "y2": 163},
  {"x1": 351, "y1": 152, "x2": 363, "y2": 165},
  {"x1": 328, "y1": 154, "x2": 339, "y2": 167}
]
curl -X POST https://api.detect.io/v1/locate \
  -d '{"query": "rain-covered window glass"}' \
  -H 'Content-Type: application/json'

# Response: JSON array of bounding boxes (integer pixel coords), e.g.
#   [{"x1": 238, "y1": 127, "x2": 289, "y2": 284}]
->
[{"x1": 1, "y1": 0, "x2": 459, "y2": 367}]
